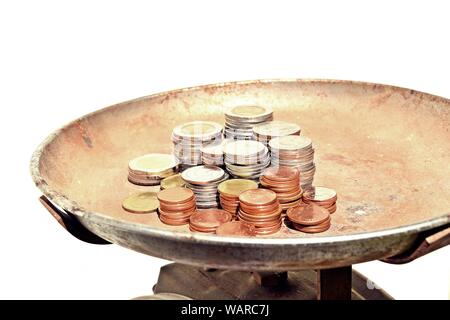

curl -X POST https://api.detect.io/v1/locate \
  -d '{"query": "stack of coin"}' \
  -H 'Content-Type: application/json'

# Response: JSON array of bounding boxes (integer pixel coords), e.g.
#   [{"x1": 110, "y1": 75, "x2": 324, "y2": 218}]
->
[
  {"x1": 260, "y1": 167, "x2": 303, "y2": 212},
  {"x1": 172, "y1": 121, "x2": 223, "y2": 167},
  {"x1": 215, "y1": 221, "x2": 256, "y2": 236},
  {"x1": 181, "y1": 165, "x2": 229, "y2": 209},
  {"x1": 303, "y1": 186, "x2": 337, "y2": 214},
  {"x1": 223, "y1": 140, "x2": 270, "y2": 180},
  {"x1": 128, "y1": 153, "x2": 179, "y2": 186},
  {"x1": 122, "y1": 192, "x2": 159, "y2": 214},
  {"x1": 217, "y1": 179, "x2": 259, "y2": 216},
  {"x1": 252, "y1": 121, "x2": 301, "y2": 146},
  {"x1": 160, "y1": 174, "x2": 185, "y2": 190},
  {"x1": 189, "y1": 209, "x2": 233, "y2": 233},
  {"x1": 200, "y1": 139, "x2": 230, "y2": 166},
  {"x1": 238, "y1": 189, "x2": 282, "y2": 235},
  {"x1": 224, "y1": 105, "x2": 273, "y2": 140},
  {"x1": 269, "y1": 135, "x2": 315, "y2": 191},
  {"x1": 287, "y1": 203, "x2": 331, "y2": 233},
  {"x1": 157, "y1": 187, "x2": 197, "y2": 225}
]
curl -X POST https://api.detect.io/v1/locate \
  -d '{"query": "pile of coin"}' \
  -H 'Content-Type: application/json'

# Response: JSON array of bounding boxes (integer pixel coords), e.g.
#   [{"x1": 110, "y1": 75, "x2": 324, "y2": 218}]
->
[
  {"x1": 189, "y1": 209, "x2": 233, "y2": 233},
  {"x1": 223, "y1": 140, "x2": 270, "y2": 180},
  {"x1": 224, "y1": 105, "x2": 273, "y2": 140},
  {"x1": 215, "y1": 221, "x2": 256, "y2": 236},
  {"x1": 303, "y1": 186, "x2": 337, "y2": 214},
  {"x1": 157, "y1": 187, "x2": 197, "y2": 225},
  {"x1": 217, "y1": 179, "x2": 259, "y2": 216},
  {"x1": 287, "y1": 203, "x2": 331, "y2": 233},
  {"x1": 160, "y1": 173, "x2": 185, "y2": 190},
  {"x1": 237, "y1": 189, "x2": 282, "y2": 235},
  {"x1": 172, "y1": 121, "x2": 223, "y2": 168},
  {"x1": 181, "y1": 165, "x2": 229, "y2": 209},
  {"x1": 128, "y1": 153, "x2": 179, "y2": 186},
  {"x1": 269, "y1": 135, "x2": 315, "y2": 191},
  {"x1": 252, "y1": 121, "x2": 301, "y2": 146},
  {"x1": 122, "y1": 192, "x2": 159, "y2": 214},
  {"x1": 200, "y1": 139, "x2": 230, "y2": 166},
  {"x1": 260, "y1": 167, "x2": 303, "y2": 213}
]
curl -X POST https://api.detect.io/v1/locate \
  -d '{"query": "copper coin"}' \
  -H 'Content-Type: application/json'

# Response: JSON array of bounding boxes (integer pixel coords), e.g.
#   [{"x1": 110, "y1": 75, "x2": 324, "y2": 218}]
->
[
  {"x1": 293, "y1": 220, "x2": 331, "y2": 233},
  {"x1": 275, "y1": 187, "x2": 303, "y2": 199},
  {"x1": 158, "y1": 208, "x2": 194, "y2": 220},
  {"x1": 189, "y1": 225, "x2": 216, "y2": 233},
  {"x1": 239, "y1": 201, "x2": 280, "y2": 215},
  {"x1": 219, "y1": 197, "x2": 239, "y2": 206},
  {"x1": 239, "y1": 216, "x2": 281, "y2": 227},
  {"x1": 262, "y1": 166, "x2": 299, "y2": 182},
  {"x1": 159, "y1": 215, "x2": 190, "y2": 226},
  {"x1": 157, "y1": 187, "x2": 195, "y2": 204},
  {"x1": 159, "y1": 200, "x2": 197, "y2": 213},
  {"x1": 190, "y1": 209, "x2": 232, "y2": 229},
  {"x1": 216, "y1": 221, "x2": 256, "y2": 236},
  {"x1": 238, "y1": 207, "x2": 282, "y2": 221},
  {"x1": 287, "y1": 204, "x2": 330, "y2": 226},
  {"x1": 239, "y1": 189, "x2": 277, "y2": 206},
  {"x1": 326, "y1": 203, "x2": 337, "y2": 214},
  {"x1": 280, "y1": 198, "x2": 304, "y2": 210},
  {"x1": 259, "y1": 178, "x2": 300, "y2": 192}
]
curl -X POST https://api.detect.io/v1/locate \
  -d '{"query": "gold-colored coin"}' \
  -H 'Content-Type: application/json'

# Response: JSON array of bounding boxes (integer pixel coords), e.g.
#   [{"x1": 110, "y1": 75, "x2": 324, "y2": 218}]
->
[
  {"x1": 217, "y1": 179, "x2": 259, "y2": 198},
  {"x1": 161, "y1": 174, "x2": 185, "y2": 190},
  {"x1": 122, "y1": 192, "x2": 159, "y2": 213}
]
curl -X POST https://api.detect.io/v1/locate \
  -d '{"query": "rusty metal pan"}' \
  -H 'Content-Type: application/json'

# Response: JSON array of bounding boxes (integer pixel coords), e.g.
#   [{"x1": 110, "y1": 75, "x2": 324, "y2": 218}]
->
[{"x1": 31, "y1": 79, "x2": 450, "y2": 271}]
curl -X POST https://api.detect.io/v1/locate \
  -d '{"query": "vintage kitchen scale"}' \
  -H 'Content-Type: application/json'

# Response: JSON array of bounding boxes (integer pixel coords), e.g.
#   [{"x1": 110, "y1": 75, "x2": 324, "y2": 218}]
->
[{"x1": 31, "y1": 79, "x2": 450, "y2": 300}]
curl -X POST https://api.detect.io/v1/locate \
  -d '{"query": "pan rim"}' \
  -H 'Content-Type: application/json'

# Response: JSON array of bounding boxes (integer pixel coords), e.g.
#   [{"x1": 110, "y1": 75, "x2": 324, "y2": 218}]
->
[{"x1": 30, "y1": 78, "x2": 450, "y2": 245}]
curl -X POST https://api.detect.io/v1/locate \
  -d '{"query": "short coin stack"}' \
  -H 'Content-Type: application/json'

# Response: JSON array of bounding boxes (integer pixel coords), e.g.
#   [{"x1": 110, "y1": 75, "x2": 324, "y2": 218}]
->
[
  {"x1": 303, "y1": 186, "x2": 337, "y2": 214},
  {"x1": 238, "y1": 189, "x2": 282, "y2": 235},
  {"x1": 252, "y1": 121, "x2": 301, "y2": 146},
  {"x1": 157, "y1": 187, "x2": 197, "y2": 225},
  {"x1": 181, "y1": 165, "x2": 229, "y2": 209},
  {"x1": 172, "y1": 121, "x2": 223, "y2": 168},
  {"x1": 215, "y1": 221, "x2": 256, "y2": 236},
  {"x1": 287, "y1": 203, "x2": 331, "y2": 233},
  {"x1": 200, "y1": 139, "x2": 230, "y2": 166},
  {"x1": 189, "y1": 209, "x2": 233, "y2": 233},
  {"x1": 128, "y1": 153, "x2": 179, "y2": 186},
  {"x1": 224, "y1": 105, "x2": 273, "y2": 140},
  {"x1": 260, "y1": 167, "x2": 303, "y2": 213},
  {"x1": 223, "y1": 140, "x2": 270, "y2": 180},
  {"x1": 217, "y1": 179, "x2": 259, "y2": 216},
  {"x1": 269, "y1": 135, "x2": 315, "y2": 191}
]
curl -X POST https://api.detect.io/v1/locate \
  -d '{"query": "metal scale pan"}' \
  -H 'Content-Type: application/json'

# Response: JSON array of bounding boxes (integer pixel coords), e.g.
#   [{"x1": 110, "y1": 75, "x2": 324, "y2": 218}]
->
[{"x1": 31, "y1": 80, "x2": 450, "y2": 299}]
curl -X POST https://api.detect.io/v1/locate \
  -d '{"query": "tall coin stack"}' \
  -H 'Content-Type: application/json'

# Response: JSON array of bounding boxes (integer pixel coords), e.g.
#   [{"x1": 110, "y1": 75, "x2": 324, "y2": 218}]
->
[
  {"x1": 238, "y1": 189, "x2": 282, "y2": 235},
  {"x1": 269, "y1": 135, "x2": 315, "y2": 191},
  {"x1": 128, "y1": 153, "x2": 179, "y2": 186},
  {"x1": 260, "y1": 167, "x2": 303, "y2": 213},
  {"x1": 303, "y1": 186, "x2": 337, "y2": 214},
  {"x1": 252, "y1": 121, "x2": 301, "y2": 147},
  {"x1": 223, "y1": 140, "x2": 270, "y2": 180},
  {"x1": 217, "y1": 179, "x2": 259, "y2": 217},
  {"x1": 172, "y1": 121, "x2": 223, "y2": 169},
  {"x1": 157, "y1": 187, "x2": 197, "y2": 226},
  {"x1": 224, "y1": 105, "x2": 273, "y2": 140},
  {"x1": 181, "y1": 165, "x2": 229, "y2": 209}
]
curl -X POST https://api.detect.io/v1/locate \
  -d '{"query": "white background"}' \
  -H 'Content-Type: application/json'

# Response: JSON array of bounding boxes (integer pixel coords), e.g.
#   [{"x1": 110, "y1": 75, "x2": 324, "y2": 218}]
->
[{"x1": 0, "y1": 0, "x2": 449, "y2": 299}]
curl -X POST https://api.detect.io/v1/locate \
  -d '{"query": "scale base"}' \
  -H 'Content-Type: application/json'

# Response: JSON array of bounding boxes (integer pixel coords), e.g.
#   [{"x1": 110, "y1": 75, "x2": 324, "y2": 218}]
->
[{"x1": 150, "y1": 263, "x2": 393, "y2": 300}]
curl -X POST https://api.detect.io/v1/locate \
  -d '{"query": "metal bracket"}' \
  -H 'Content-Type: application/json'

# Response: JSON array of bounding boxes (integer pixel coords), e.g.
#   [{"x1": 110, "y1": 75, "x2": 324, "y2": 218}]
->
[
  {"x1": 382, "y1": 222, "x2": 450, "y2": 264},
  {"x1": 39, "y1": 195, "x2": 111, "y2": 245}
]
